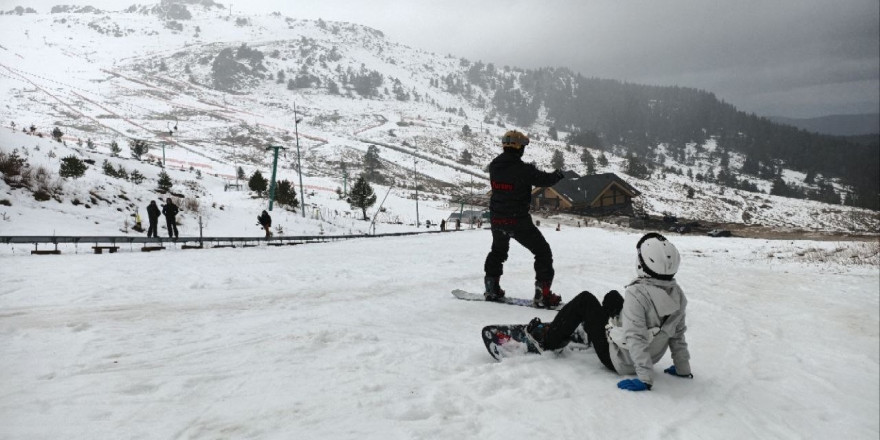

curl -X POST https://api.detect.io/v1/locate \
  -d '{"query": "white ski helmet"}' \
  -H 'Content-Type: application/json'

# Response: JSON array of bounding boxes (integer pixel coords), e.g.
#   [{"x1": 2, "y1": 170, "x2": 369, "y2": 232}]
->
[{"x1": 636, "y1": 233, "x2": 680, "y2": 280}]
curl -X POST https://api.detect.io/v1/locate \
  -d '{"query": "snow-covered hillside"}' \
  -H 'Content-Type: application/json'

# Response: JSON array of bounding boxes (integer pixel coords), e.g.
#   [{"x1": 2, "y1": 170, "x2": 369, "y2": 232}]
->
[
  {"x1": 0, "y1": 4, "x2": 877, "y2": 236},
  {"x1": 2, "y1": 228, "x2": 878, "y2": 438}
]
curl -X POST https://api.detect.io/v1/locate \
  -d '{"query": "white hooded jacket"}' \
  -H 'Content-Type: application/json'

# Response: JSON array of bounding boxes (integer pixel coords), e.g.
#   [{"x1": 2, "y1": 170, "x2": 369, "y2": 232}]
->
[{"x1": 606, "y1": 276, "x2": 691, "y2": 385}]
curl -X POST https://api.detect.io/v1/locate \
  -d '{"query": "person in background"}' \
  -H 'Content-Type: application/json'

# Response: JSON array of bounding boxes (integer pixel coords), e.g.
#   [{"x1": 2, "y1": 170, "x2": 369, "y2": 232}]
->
[
  {"x1": 146, "y1": 200, "x2": 161, "y2": 238},
  {"x1": 162, "y1": 198, "x2": 180, "y2": 238},
  {"x1": 258, "y1": 210, "x2": 272, "y2": 238},
  {"x1": 132, "y1": 210, "x2": 144, "y2": 233},
  {"x1": 525, "y1": 233, "x2": 692, "y2": 392}
]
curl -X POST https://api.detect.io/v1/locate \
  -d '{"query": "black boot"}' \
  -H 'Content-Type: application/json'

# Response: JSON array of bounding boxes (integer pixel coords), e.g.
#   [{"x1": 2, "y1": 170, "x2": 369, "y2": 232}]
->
[
  {"x1": 525, "y1": 317, "x2": 550, "y2": 351},
  {"x1": 484, "y1": 276, "x2": 506, "y2": 301},
  {"x1": 533, "y1": 281, "x2": 562, "y2": 308}
]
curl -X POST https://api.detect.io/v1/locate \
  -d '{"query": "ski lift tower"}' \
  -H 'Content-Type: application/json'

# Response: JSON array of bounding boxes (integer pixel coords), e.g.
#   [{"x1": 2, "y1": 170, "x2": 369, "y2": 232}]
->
[{"x1": 265, "y1": 144, "x2": 288, "y2": 211}]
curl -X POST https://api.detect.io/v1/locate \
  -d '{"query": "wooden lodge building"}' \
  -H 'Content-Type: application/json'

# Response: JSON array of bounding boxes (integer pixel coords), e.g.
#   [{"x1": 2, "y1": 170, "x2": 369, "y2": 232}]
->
[{"x1": 531, "y1": 171, "x2": 641, "y2": 216}]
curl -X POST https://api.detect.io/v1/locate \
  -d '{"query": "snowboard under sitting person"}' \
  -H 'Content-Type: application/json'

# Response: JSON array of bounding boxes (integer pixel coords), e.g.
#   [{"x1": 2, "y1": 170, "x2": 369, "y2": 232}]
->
[
  {"x1": 483, "y1": 129, "x2": 565, "y2": 308},
  {"x1": 525, "y1": 233, "x2": 693, "y2": 392}
]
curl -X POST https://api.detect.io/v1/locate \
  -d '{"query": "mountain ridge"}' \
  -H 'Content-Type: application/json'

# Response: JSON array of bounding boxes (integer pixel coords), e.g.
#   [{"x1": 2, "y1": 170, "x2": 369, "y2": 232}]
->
[
  {"x1": 768, "y1": 113, "x2": 880, "y2": 137},
  {"x1": 0, "y1": 4, "x2": 877, "y2": 236}
]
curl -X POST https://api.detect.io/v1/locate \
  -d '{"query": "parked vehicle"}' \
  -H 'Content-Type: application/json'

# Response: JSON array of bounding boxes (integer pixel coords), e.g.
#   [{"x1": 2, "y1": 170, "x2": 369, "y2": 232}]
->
[{"x1": 707, "y1": 229, "x2": 732, "y2": 237}]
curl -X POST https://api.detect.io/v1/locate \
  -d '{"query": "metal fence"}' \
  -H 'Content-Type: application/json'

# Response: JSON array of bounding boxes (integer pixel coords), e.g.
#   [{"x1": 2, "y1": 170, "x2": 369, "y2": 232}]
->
[{"x1": 1, "y1": 230, "x2": 446, "y2": 254}]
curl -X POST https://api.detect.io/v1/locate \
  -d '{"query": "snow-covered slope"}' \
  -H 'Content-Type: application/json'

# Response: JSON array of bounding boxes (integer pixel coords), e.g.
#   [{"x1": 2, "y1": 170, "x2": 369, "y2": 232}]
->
[
  {"x1": 2, "y1": 228, "x2": 878, "y2": 438},
  {"x1": 0, "y1": 5, "x2": 877, "y2": 236}
]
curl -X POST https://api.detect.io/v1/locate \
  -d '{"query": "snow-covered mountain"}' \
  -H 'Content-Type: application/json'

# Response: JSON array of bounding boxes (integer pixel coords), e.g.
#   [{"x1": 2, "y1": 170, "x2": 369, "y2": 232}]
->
[{"x1": 1, "y1": 3, "x2": 877, "y2": 236}]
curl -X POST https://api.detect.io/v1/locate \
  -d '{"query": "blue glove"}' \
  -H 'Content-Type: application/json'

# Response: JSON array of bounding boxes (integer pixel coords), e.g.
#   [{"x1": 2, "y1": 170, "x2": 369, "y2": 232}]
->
[
  {"x1": 617, "y1": 378, "x2": 651, "y2": 391},
  {"x1": 664, "y1": 365, "x2": 693, "y2": 378}
]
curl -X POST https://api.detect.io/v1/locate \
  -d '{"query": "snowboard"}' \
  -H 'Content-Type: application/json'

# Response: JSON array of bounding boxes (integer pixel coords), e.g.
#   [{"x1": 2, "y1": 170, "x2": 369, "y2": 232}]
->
[
  {"x1": 481, "y1": 324, "x2": 591, "y2": 361},
  {"x1": 451, "y1": 289, "x2": 566, "y2": 310}
]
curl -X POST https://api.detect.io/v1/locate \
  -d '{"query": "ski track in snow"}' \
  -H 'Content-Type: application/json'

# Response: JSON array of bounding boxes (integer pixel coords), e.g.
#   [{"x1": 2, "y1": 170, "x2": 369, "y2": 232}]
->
[{"x1": 1, "y1": 229, "x2": 877, "y2": 439}]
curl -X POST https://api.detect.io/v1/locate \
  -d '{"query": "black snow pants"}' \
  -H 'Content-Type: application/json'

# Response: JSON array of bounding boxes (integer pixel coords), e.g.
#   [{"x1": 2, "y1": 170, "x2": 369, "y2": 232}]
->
[
  {"x1": 484, "y1": 221, "x2": 554, "y2": 284},
  {"x1": 147, "y1": 218, "x2": 159, "y2": 237},
  {"x1": 543, "y1": 290, "x2": 624, "y2": 372},
  {"x1": 166, "y1": 216, "x2": 179, "y2": 238}
]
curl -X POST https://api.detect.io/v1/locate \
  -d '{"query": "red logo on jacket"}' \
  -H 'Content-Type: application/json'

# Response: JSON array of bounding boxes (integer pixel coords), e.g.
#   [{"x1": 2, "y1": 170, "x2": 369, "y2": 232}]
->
[{"x1": 491, "y1": 180, "x2": 514, "y2": 191}]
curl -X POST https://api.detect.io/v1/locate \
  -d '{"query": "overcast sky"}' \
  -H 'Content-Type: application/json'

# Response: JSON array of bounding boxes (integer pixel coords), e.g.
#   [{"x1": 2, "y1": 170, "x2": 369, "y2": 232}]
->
[{"x1": 6, "y1": 0, "x2": 879, "y2": 118}]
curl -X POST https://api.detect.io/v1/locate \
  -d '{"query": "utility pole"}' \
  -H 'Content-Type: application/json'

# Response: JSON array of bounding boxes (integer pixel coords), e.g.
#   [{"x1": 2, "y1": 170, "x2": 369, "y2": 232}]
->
[
  {"x1": 470, "y1": 175, "x2": 474, "y2": 228},
  {"x1": 265, "y1": 145, "x2": 287, "y2": 211},
  {"x1": 413, "y1": 153, "x2": 419, "y2": 227},
  {"x1": 233, "y1": 134, "x2": 238, "y2": 189},
  {"x1": 294, "y1": 103, "x2": 305, "y2": 218},
  {"x1": 369, "y1": 182, "x2": 395, "y2": 235}
]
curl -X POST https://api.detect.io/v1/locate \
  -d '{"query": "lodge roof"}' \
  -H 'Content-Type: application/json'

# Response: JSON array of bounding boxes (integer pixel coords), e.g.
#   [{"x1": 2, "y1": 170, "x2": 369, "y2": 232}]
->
[{"x1": 546, "y1": 172, "x2": 641, "y2": 205}]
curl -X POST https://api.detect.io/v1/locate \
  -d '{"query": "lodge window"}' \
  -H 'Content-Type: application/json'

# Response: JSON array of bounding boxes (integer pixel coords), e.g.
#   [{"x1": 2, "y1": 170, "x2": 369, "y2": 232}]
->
[{"x1": 599, "y1": 188, "x2": 629, "y2": 206}]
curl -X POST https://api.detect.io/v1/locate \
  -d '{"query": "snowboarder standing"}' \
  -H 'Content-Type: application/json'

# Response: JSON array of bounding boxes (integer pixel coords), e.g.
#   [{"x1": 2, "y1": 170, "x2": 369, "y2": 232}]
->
[
  {"x1": 258, "y1": 210, "x2": 272, "y2": 238},
  {"x1": 162, "y1": 198, "x2": 180, "y2": 238},
  {"x1": 146, "y1": 200, "x2": 161, "y2": 238},
  {"x1": 525, "y1": 233, "x2": 693, "y2": 392},
  {"x1": 483, "y1": 130, "x2": 565, "y2": 308}
]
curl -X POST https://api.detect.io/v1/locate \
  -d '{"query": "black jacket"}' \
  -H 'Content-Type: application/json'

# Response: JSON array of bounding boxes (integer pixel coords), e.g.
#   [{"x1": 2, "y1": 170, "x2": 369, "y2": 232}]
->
[
  {"x1": 146, "y1": 203, "x2": 160, "y2": 220},
  {"x1": 258, "y1": 212, "x2": 271, "y2": 227},
  {"x1": 162, "y1": 202, "x2": 179, "y2": 218},
  {"x1": 488, "y1": 150, "x2": 562, "y2": 221}
]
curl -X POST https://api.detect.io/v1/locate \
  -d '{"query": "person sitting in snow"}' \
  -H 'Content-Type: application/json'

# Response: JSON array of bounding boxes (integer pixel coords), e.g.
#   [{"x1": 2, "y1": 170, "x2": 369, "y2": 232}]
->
[{"x1": 525, "y1": 232, "x2": 692, "y2": 392}]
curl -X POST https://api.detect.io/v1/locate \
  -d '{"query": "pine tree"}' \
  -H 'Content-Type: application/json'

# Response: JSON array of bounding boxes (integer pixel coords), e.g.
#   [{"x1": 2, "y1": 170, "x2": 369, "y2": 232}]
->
[
  {"x1": 816, "y1": 180, "x2": 839, "y2": 204},
  {"x1": 460, "y1": 149, "x2": 473, "y2": 165},
  {"x1": 274, "y1": 179, "x2": 299, "y2": 211},
  {"x1": 59, "y1": 155, "x2": 87, "y2": 179},
  {"x1": 363, "y1": 145, "x2": 383, "y2": 183},
  {"x1": 625, "y1": 154, "x2": 650, "y2": 179},
  {"x1": 327, "y1": 79, "x2": 340, "y2": 95},
  {"x1": 51, "y1": 127, "x2": 64, "y2": 142},
  {"x1": 110, "y1": 140, "x2": 121, "y2": 156},
  {"x1": 551, "y1": 150, "x2": 565, "y2": 170},
  {"x1": 580, "y1": 149, "x2": 595, "y2": 174},
  {"x1": 237, "y1": 166, "x2": 246, "y2": 181},
  {"x1": 157, "y1": 170, "x2": 173, "y2": 193},
  {"x1": 770, "y1": 178, "x2": 790, "y2": 197},
  {"x1": 129, "y1": 139, "x2": 149, "y2": 160},
  {"x1": 597, "y1": 152, "x2": 608, "y2": 167},
  {"x1": 249, "y1": 170, "x2": 268, "y2": 196},
  {"x1": 102, "y1": 160, "x2": 117, "y2": 177},
  {"x1": 348, "y1": 175, "x2": 377, "y2": 220},
  {"x1": 130, "y1": 170, "x2": 145, "y2": 185}
]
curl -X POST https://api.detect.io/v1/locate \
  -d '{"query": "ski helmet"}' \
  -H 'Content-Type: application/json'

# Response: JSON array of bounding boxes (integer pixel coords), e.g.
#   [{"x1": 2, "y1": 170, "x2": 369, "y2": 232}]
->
[
  {"x1": 501, "y1": 130, "x2": 529, "y2": 149},
  {"x1": 636, "y1": 233, "x2": 680, "y2": 280}
]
